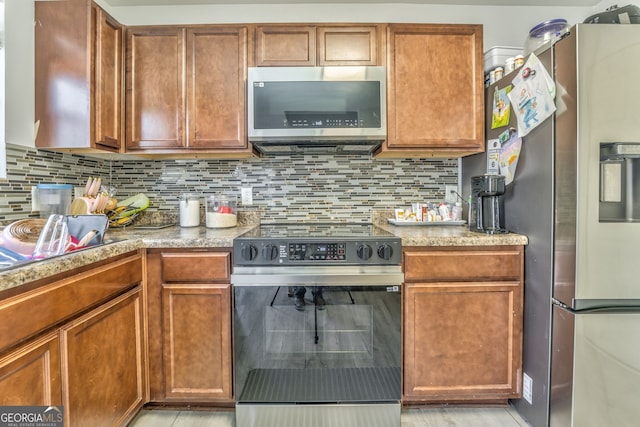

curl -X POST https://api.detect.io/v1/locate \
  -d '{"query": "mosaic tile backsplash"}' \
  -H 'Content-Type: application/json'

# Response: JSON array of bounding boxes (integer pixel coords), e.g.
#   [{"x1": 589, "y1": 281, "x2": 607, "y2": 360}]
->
[{"x1": 0, "y1": 144, "x2": 458, "y2": 224}]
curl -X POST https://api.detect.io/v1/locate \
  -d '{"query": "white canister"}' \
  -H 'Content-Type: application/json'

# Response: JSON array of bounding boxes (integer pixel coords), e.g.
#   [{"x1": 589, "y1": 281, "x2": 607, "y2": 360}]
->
[{"x1": 179, "y1": 194, "x2": 200, "y2": 227}]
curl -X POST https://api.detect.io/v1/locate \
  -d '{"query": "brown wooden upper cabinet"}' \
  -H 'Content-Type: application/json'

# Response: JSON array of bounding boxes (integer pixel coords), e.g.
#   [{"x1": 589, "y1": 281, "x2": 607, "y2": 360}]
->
[
  {"x1": 255, "y1": 24, "x2": 384, "y2": 66},
  {"x1": 35, "y1": 0, "x2": 122, "y2": 153},
  {"x1": 376, "y1": 24, "x2": 484, "y2": 158},
  {"x1": 125, "y1": 25, "x2": 254, "y2": 157}
]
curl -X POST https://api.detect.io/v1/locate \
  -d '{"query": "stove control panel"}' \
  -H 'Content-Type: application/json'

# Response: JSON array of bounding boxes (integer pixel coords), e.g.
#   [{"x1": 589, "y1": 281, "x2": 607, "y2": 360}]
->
[
  {"x1": 289, "y1": 243, "x2": 346, "y2": 261},
  {"x1": 233, "y1": 238, "x2": 402, "y2": 266}
]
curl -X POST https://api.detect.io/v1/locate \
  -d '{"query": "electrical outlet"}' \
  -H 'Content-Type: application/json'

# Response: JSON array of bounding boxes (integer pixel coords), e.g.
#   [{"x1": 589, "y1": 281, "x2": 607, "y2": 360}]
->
[
  {"x1": 445, "y1": 185, "x2": 457, "y2": 203},
  {"x1": 522, "y1": 372, "x2": 533, "y2": 404},
  {"x1": 31, "y1": 186, "x2": 40, "y2": 212},
  {"x1": 241, "y1": 187, "x2": 253, "y2": 205},
  {"x1": 74, "y1": 186, "x2": 84, "y2": 198}
]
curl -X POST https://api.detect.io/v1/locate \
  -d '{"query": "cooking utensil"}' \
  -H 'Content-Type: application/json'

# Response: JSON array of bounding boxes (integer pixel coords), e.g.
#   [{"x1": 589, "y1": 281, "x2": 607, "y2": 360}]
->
[{"x1": 77, "y1": 229, "x2": 99, "y2": 247}]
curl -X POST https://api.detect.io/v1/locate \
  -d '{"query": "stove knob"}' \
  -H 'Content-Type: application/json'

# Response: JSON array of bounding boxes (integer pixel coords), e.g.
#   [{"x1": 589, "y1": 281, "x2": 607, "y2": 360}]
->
[
  {"x1": 241, "y1": 244, "x2": 258, "y2": 261},
  {"x1": 377, "y1": 244, "x2": 394, "y2": 261},
  {"x1": 262, "y1": 244, "x2": 279, "y2": 261},
  {"x1": 357, "y1": 244, "x2": 373, "y2": 260}
]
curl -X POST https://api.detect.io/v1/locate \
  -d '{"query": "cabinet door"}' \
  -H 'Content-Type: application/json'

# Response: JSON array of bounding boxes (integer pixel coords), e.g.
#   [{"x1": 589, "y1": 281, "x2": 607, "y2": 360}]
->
[
  {"x1": 381, "y1": 24, "x2": 484, "y2": 158},
  {"x1": 94, "y1": 6, "x2": 122, "y2": 150},
  {"x1": 256, "y1": 25, "x2": 316, "y2": 66},
  {"x1": 126, "y1": 27, "x2": 186, "y2": 150},
  {"x1": 34, "y1": 0, "x2": 93, "y2": 151},
  {"x1": 256, "y1": 24, "x2": 382, "y2": 67},
  {"x1": 318, "y1": 25, "x2": 382, "y2": 66},
  {"x1": 162, "y1": 283, "x2": 232, "y2": 400},
  {"x1": 187, "y1": 27, "x2": 248, "y2": 150},
  {"x1": 61, "y1": 288, "x2": 145, "y2": 427},
  {"x1": 404, "y1": 281, "x2": 522, "y2": 401},
  {"x1": 0, "y1": 332, "x2": 61, "y2": 406},
  {"x1": 146, "y1": 249, "x2": 233, "y2": 403}
]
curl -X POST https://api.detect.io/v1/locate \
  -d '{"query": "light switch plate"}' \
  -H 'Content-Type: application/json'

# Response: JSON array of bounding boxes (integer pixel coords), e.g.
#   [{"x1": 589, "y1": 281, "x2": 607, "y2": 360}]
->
[
  {"x1": 31, "y1": 186, "x2": 40, "y2": 212},
  {"x1": 522, "y1": 372, "x2": 533, "y2": 404},
  {"x1": 74, "y1": 186, "x2": 84, "y2": 199}
]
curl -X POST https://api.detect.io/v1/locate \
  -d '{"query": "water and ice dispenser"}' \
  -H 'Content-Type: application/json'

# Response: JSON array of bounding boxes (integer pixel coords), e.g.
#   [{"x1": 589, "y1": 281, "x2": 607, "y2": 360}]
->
[{"x1": 600, "y1": 142, "x2": 640, "y2": 222}]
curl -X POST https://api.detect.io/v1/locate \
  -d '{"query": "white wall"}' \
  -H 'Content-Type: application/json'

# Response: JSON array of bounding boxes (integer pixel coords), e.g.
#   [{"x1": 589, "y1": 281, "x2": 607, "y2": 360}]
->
[{"x1": 96, "y1": 1, "x2": 605, "y2": 50}]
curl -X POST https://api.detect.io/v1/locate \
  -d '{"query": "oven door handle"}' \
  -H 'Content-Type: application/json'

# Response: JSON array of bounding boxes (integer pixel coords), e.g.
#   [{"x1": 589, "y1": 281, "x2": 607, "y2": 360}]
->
[{"x1": 230, "y1": 266, "x2": 404, "y2": 286}]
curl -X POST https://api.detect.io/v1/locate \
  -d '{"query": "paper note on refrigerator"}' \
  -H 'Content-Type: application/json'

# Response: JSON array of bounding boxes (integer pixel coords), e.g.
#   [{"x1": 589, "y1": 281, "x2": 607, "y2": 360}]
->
[
  {"x1": 499, "y1": 133, "x2": 522, "y2": 185},
  {"x1": 508, "y1": 53, "x2": 556, "y2": 137},
  {"x1": 491, "y1": 86, "x2": 512, "y2": 129},
  {"x1": 486, "y1": 138, "x2": 501, "y2": 174}
]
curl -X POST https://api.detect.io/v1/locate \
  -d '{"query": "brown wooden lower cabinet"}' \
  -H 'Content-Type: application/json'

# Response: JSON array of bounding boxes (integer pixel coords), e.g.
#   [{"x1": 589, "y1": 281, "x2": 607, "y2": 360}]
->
[
  {"x1": 147, "y1": 249, "x2": 233, "y2": 403},
  {"x1": 0, "y1": 331, "x2": 62, "y2": 406},
  {"x1": 61, "y1": 287, "x2": 145, "y2": 427},
  {"x1": 162, "y1": 283, "x2": 231, "y2": 400},
  {"x1": 0, "y1": 251, "x2": 145, "y2": 426},
  {"x1": 402, "y1": 246, "x2": 524, "y2": 403}
]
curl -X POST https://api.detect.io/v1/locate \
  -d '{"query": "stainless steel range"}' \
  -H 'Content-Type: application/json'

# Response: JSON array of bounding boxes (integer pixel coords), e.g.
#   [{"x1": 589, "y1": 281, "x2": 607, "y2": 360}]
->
[{"x1": 231, "y1": 223, "x2": 404, "y2": 427}]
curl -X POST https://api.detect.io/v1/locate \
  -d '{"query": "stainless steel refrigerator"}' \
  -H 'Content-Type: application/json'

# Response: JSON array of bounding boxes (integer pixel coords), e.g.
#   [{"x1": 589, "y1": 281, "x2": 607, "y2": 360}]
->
[{"x1": 462, "y1": 24, "x2": 640, "y2": 427}]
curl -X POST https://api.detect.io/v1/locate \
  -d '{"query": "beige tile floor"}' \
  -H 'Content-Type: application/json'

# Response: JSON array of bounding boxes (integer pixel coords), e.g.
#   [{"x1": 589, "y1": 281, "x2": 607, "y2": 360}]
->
[{"x1": 129, "y1": 406, "x2": 532, "y2": 427}]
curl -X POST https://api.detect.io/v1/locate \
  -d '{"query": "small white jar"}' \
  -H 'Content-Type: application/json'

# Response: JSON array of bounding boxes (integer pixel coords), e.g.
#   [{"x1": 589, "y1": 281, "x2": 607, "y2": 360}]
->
[
  {"x1": 179, "y1": 194, "x2": 200, "y2": 227},
  {"x1": 505, "y1": 57, "x2": 516, "y2": 73}
]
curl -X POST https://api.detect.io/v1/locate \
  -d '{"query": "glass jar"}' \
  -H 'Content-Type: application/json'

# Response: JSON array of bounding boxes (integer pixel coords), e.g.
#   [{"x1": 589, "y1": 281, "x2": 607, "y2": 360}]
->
[
  {"x1": 206, "y1": 194, "x2": 237, "y2": 228},
  {"x1": 179, "y1": 193, "x2": 200, "y2": 227}
]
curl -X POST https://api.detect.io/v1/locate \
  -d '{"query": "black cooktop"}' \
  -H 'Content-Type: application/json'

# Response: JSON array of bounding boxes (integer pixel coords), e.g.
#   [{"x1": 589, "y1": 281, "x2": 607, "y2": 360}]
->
[
  {"x1": 238, "y1": 222, "x2": 395, "y2": 239},
  {"x1": 233, "y1": 223, "x2": 401, "y2": 266}
]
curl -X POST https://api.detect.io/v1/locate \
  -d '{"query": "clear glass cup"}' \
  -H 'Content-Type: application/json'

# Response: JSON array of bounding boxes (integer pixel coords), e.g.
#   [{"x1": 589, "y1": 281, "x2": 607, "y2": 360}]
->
[{"x1": 33, "y1": 214, "x2": 69, "y2": 258}]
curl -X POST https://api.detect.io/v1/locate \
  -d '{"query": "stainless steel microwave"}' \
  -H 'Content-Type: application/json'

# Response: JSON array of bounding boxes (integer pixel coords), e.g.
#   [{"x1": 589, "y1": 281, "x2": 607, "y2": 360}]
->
[{"x1": 247, "y1": 66, "x2": 386, "y2": 155}]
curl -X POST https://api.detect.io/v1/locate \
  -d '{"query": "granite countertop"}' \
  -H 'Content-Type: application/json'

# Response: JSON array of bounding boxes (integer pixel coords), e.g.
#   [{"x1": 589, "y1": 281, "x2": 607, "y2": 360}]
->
[
  {"x1": 377, "y1": 223, "x2": 528, "y2": 247},
  {"x1": 0, "y1": 224, "x2": 255, "y2": 293},
  {"x1": 0, "y1": 215, "x2": 527, "y2": 293}
]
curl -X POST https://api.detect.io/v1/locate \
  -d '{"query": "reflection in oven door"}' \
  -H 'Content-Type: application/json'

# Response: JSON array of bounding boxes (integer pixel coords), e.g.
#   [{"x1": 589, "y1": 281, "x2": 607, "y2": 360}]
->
[{"x1": 233, "y1": 284, "x2": 402, "y2": 426}]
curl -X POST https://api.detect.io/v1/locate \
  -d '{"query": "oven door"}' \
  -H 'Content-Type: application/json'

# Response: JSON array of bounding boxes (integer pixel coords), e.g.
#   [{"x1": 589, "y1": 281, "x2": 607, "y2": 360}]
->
[{"x1": 232, "y1": 273, "x2": 402, "y2": 427}]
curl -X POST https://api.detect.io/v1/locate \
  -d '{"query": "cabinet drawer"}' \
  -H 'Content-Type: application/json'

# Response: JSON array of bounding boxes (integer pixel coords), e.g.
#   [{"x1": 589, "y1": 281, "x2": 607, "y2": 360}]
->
[
  {"x1": 0, "y1": 253, "x2": 142, "y2": 353},
  {"x1": 404, "y1": 247, "x2": 522, "y2": 282},
  {"x1": 161, "y1": 251, "x2": 231, "y2": 283}
]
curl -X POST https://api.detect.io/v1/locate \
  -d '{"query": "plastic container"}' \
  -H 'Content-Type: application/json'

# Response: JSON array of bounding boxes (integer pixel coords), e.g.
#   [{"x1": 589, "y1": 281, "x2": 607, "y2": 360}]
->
[
  {"x1": 524, "y1": 19, "x2": 570, "y2": 55},
  {"x1": 206, "y1": 194, "x2": 237, "y2": 229},
  {"x1": 179, "y1": 193, "x2": 200, "y2": 227},
  {"x1": 452, "y1": 202, "x2": 462, "y2": 221},
  {"x1": 37, "y1": 184, "x2": 73, "y2": 218},
  {"x1": 484, "y1": 46, "x2": 522, "y2": 73}
]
